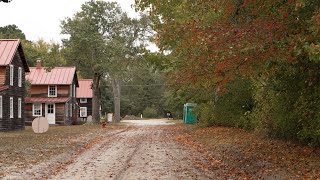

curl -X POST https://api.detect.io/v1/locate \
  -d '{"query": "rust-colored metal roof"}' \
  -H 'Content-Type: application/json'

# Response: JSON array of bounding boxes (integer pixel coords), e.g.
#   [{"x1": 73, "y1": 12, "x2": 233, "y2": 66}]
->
[
  {"x1": 0, "y1": 85, "x2": 9, "y2": 92},
  {"x1": 26, "y1": 66, "x2": 77, "y2": 85},
  {"x1": 77, "y1": 79, "x2": 93, "y2": 98},
  {"x1": 25, "y1": 97, "x2": 71, "y2": 103},
  {"x1": 0, "y1": 39, "x2": 30, "y2": 72}
]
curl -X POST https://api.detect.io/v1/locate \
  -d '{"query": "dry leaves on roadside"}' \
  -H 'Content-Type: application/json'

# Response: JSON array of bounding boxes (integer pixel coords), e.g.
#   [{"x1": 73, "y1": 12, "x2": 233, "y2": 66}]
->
[{"x1": 175, "y1": 125, "x2": 320, "y2": 179}]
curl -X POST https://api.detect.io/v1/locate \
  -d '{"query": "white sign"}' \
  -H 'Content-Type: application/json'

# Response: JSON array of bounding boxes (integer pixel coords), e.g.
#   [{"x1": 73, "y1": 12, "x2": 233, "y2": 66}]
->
[{"x1": 32, "y1": 117, "x2": 49, "y2": 134}]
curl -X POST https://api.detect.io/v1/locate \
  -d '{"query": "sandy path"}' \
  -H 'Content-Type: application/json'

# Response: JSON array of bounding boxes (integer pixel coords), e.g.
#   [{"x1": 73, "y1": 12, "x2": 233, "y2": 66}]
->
[{"x1": 49, "y1": 121, "x2": 214, "y2": 180}]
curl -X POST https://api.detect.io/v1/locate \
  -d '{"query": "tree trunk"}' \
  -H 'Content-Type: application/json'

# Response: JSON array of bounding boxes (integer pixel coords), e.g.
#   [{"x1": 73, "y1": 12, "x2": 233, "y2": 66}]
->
[
  {"x1": 111, "y1": 77, "x2": 121, "y2": 122},
  {"x1": 92, "y1": 73, "x2": 101, "y2": 123}
]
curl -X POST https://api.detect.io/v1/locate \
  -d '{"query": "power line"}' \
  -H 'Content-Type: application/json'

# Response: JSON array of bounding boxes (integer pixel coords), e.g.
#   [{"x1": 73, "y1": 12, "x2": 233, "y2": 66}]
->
[{"x1": 102, "y1": 84, "x2": 165, "y2": 87}]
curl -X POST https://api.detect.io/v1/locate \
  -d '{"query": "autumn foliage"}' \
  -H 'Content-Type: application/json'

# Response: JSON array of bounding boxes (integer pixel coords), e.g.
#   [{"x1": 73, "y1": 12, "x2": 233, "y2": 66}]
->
[{"x1": 136, "y1": 0, "x2": 320, "y2": 145}]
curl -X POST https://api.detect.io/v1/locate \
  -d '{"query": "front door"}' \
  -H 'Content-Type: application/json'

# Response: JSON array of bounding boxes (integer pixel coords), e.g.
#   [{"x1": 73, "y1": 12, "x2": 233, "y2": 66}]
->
[{"x1": 46, "y1": 104, "x2": 55, "y2": 124}]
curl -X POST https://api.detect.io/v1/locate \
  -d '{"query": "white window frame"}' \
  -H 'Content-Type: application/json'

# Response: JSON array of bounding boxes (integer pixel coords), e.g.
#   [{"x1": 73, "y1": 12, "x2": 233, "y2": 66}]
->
[
  {"x1": 18, "y1": 98, "x2": 21, "y2": 118},
  {"x1": 0, "y1": 96, "x2": 2, "y2": 118},
  {"x1": 33, "y1": 103, "x2": 42, "y2": 116},
  {"x1": 79, "y1": 107, "x2": 87, "y2": 117},
  {"x1": 18, "y1": 67, "x2": 22, "y2": 87},
  {"x1": 10, "y1": 65, "x2": 14, "y2": 86},
  {"x1": 48, "y1": 85, "x2": 57, "y2": 97},
  {"x1": 80, "y1": 98, "x2": 87, "y2": 103},
  {"x1": 10, "y1": 97, "x2": 13, "y2": 118}
]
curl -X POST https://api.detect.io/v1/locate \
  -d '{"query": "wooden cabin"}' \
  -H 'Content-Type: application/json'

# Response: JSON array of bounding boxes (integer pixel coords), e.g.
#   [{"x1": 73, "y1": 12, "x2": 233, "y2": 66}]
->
[
  {"x1": 76, "y1": 79, "x2": 93, "y2": 120},
  {"x1": 0, "y1": 39, "x2": 30, "y2": 132},
  {"x1": 25, "y1": 61, "x2": 79, "y2": 125}
]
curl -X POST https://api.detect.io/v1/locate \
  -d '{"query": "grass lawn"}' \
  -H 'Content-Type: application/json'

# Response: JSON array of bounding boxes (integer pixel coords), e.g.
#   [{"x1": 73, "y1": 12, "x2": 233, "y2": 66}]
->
[{"x1": 0, "y1": 124, "x2": 126, "y2": 176}]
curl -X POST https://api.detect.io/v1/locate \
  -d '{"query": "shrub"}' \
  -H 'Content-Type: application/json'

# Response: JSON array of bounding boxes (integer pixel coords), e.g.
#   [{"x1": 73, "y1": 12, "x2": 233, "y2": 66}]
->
[
  {"x1": 143, "y1": 107, "x2": 158, "y2": 118},
  {"x1": 250, "y1": 61, "x2": 320, "y2": 145},
  {"x1": 196, "y1": 78, "x2": 255, "y2": 130}
]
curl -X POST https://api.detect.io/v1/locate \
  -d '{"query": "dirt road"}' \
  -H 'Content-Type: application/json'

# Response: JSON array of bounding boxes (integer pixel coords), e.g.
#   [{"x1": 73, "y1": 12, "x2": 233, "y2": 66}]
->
[{"x1": 47, "y1": 120, "x2": 210, "y2": 179}]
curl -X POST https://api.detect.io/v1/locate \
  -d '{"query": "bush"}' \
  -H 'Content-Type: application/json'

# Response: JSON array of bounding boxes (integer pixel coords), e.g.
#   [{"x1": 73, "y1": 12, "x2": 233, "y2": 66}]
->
[
  {"x1": 196, "y1": 78, "x2": 255, "y2": 130},
  {"x1": 250, "y1": 61, "x2": 320, "y2": 145},
  {"x1": 143, "y1": 107, "x2": 158, "y2": 118}
]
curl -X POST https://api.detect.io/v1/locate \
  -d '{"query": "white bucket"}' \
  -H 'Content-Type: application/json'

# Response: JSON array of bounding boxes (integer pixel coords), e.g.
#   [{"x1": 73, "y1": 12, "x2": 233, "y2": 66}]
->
[{"x1": 107, "y1": 113, "x2": 113, "y2": 122}]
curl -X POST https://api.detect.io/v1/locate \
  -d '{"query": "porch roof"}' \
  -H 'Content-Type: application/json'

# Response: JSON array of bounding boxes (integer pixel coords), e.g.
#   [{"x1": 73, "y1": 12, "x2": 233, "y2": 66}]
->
[
  {"x1": 0, "y1": 85, "x2": 9, "y2": 92},
  {"x1": 25, "y1": 97, "x2": 71, "y2": 103}
]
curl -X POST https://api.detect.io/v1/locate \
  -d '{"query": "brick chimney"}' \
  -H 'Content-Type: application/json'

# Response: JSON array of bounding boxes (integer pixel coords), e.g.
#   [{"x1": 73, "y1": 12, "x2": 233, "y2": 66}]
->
[{"x1": 36, "y1": 58, "x2": 42, "y2": 69}]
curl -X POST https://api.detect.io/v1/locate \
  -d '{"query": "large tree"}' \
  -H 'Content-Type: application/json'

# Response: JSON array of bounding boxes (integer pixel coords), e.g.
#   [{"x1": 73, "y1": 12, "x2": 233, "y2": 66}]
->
[
  {"x1": 135, "y1": 0, "x2": 320, "y2": 145},
  {"x1": 0, "y1": 25, "x2": 65, "y2": 67},
  {"x1": 62, "y1": 0, "x2": 150, "y2": 122},
  {"x1": 135, "y1": 0, "x2": 319, "y2": 86},
  {"x1": 0, "y1": 24, "x2": 26, "y2": 39}
]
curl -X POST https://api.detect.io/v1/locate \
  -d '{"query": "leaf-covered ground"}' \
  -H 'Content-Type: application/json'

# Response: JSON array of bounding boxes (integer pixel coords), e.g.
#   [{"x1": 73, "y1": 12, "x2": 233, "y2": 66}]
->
[
  {"x1": 0, "y1": 124, "x2": 126, "y2": 178},
  {"x1": 175, "y1": 126, "x2": 320, "y2": 179},
  {"x1": 2, "y1": 122, "x2": 320, "y2": 179}
]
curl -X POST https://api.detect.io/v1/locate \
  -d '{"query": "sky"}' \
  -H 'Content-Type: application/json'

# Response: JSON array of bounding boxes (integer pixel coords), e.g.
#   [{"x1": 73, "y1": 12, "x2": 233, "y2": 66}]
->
[{"x1": 0, "y1": 0, "x2": 139, "y2": 43}]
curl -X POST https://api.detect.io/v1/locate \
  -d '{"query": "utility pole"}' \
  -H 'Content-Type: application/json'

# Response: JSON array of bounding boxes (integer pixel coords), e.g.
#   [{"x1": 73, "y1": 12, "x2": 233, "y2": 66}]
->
[{"x1": 0, "y1": 0, "x2": 12, "y2": 3}]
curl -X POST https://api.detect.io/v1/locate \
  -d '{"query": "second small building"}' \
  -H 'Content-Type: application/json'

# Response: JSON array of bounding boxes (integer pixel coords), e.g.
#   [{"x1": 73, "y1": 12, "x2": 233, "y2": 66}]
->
[
  {"x1": 76, "y1": 79, "x2": 93, "y2": 120},
  {"x1": 25, "y1": 61, "x2": 79, "y2": 125}
]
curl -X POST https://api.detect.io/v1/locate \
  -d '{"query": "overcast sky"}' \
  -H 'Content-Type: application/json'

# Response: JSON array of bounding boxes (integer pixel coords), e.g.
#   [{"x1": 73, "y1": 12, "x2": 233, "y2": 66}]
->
[{"x1": 0, "y1": 0, "x2": 139, "y2": 43}]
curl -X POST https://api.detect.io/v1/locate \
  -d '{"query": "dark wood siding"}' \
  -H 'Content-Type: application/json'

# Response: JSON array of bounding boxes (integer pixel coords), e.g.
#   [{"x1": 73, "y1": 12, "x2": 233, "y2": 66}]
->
[
  {"x1": 30, "y1": 85, "x2": 70, "y2": 97},
  {"x1": 24, "y1": 103, "x2": 34, "y2": 123},
  {"x1": 56, "y1": 103, "x2": 69, "y2": 125},
  {"x1": 77, "y1": 98, "x2": 93, "y2": 117},
  {"x1": 0, "y1": 66, "x2": 6, "y2": 85},
  {"x1": 25, "y1": 102, "x2": 71, "y2": 125},
  {"x1": 0, "y1": 52, "x2": 26, "y2": 132}
]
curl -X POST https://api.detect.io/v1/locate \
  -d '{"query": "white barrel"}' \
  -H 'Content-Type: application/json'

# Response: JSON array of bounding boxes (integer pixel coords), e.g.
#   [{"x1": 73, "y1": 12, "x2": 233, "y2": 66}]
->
[{"x1": 107, "y1": 113, "x2": 113, "y2": 122}]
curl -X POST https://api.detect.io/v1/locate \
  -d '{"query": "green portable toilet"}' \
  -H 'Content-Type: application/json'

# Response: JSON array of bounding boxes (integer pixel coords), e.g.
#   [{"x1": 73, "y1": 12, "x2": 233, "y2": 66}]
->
[{"x1": 183, "y1": 103, "x2": 197, "y2": 124}]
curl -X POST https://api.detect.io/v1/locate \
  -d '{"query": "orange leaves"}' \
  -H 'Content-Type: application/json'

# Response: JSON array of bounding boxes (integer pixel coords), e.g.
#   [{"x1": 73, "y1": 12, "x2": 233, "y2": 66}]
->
[{"x1": 160, "y1": 0, "x2": 301, "y2": 88}]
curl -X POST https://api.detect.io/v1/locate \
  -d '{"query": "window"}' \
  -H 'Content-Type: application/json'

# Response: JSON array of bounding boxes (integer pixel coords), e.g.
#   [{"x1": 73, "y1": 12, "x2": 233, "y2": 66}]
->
[
  {"x1": 80, "y1": 98, "x2": 87, "y2": 103},
  {"x1": 10, "y1": 65, "x2": 14, "y2": 86},
  {"x1": 18, "y1": 67, "x2": 22, "y2": 87},
  {"x1": 79, "y1": 107, "x2": 87, "y2": 117},
  {"x1": 0, "y1": 96, "x2": 2, "y2": 118},
  {"x1": 48, "y1": 85, "x2": 57, "y2": 97},
  {"x1": 18, "y1": 98, "x2": 21, "y2": 118},
  {"x1": 33, "y1": 103, "x2": 42, "y2": 116},
  {"x1": 70, "y1": 104, "x2": 73, "y2": 117},
  {"x1": 10, "y1": 97, "x2": 13, "y2": 118},
  {"x1": 47, "y1": 104, "x2": 54, "y2": 114}
]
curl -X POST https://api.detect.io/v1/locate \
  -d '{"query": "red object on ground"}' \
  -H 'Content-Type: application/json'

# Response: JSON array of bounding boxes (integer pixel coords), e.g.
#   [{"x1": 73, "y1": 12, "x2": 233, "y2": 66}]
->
[{"x1": 102, "y1": 121, "x2": 106, "y2": 128}]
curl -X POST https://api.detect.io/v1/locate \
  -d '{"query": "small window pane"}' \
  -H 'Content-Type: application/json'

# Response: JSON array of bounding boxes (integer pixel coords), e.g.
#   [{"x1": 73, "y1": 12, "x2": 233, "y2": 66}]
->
[
  {"x1": 48, "y1": 86, "x2": 57, "y2": 97},
  {"x1": 18, "y1": 98, "x2": 21, "y2": 118},
  {"x1": 48, "y1": 104, "x2": 54, "y2": 114},
  {"x1": 10, "y1": 65, "x2": 14, "y2": 86},
  {"x1": 18, "y1": 67, "x2": 22, "y2": 87},
  {"x1": 10, "y1": 97, "x2": 13, "y2": 118},
  {"x1": 80, "y1": 107, "x2": 87, "y2": 117},
  {"x1": 33, "y1": 104, "x2": 42, "y2": 116}
]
